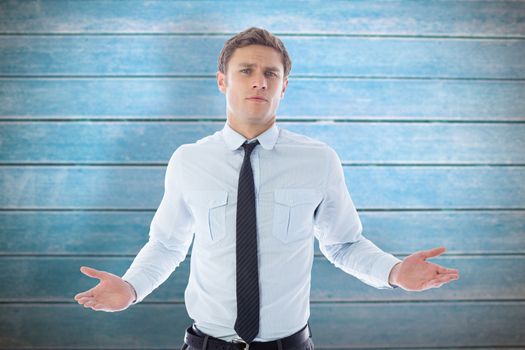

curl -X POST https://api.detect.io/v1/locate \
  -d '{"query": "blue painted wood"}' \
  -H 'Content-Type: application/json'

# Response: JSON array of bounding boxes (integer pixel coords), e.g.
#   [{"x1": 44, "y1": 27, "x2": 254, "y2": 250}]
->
[
  {"x1": 1, "y1": 79, "x2": 523, "y2": 120},
  {"x1": 1, "y1": 122, "x2": 524, "y2": 163},
  {"x1": 0, "y1": 0, "x2": 523, "y2": 348},
  {"x1": 345, "y1": 166, "x2": 525, "y2": 209},
  {"x1": 308, "y1": 302, "x2": 525, "y2": 347},
  {"x1": 2, "y1": 211, "x2": 524, "y2": 255},
  {"x1": 0, "y1": 256, "x2": 521, "y2": 302},
  {"x1": 1, "y1": 36, "x2": 524, "y2": 79},
  {"x1": 0, "y1": 0, "x2": 523, "y2": 36},
  {"x1": 1, "y1": 166, "x2": 523, "y2": 209},
  {"x1": 0, "y1": 303, "x2": 523, "y2": 348}
]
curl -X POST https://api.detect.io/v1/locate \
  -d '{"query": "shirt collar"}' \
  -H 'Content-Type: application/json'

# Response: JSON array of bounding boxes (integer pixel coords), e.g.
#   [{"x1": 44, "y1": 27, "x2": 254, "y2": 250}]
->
[{"x1": 222, "y1": 120, "x2": 279, "y2": 151}]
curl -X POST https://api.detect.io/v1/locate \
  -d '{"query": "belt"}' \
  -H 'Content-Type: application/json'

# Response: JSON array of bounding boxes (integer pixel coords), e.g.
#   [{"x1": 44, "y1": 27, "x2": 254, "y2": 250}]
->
[{"x1": 184, "y1": 323, "x2": 312, "y2": 350}]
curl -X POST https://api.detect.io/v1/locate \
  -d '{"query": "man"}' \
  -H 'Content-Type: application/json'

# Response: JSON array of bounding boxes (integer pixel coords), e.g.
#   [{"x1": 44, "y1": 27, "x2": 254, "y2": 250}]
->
[{"x1": 75, "y1": 27, "x2": 460, "y2": 350}]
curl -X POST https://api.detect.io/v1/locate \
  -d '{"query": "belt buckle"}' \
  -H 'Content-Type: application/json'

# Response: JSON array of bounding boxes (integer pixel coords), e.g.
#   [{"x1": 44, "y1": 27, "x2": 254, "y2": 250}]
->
[{"x1": 232, "y1": 339, "x2": 249, "y2": 350}]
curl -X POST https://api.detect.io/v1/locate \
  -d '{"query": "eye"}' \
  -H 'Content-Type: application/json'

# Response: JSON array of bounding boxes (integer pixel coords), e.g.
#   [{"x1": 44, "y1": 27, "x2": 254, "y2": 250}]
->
[
  {"x1": 240, "y1": 69, "x2": 250, "y2": 74},
  {"x1": 266, "y1": 72, "x2": 277, "y2": 77}
]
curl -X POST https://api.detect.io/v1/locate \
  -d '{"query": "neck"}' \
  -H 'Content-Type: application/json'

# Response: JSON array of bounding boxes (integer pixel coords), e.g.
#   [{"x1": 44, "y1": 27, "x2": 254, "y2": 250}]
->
[{"x1": 227, "y1": 116, "x2": 275, "y2": 140}]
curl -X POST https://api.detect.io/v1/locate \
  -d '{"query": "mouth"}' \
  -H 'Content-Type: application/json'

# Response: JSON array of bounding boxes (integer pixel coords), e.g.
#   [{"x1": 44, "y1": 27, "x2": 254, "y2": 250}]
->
[{"x1": 246, "y1": 96, "x2": 268, "y2": 102}]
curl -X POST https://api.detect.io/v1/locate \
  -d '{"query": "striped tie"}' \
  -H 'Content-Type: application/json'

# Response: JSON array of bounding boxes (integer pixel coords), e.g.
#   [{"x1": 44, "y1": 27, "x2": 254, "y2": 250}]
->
[{"x1": 234, "y1": 140, "x2": 260, "y2": 343}]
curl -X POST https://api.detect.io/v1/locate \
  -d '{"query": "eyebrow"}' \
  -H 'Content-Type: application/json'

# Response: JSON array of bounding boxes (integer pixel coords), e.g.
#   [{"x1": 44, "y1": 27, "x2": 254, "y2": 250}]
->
[{"x1": 237, "y1": 63, "x2": 281, "y2": 72}]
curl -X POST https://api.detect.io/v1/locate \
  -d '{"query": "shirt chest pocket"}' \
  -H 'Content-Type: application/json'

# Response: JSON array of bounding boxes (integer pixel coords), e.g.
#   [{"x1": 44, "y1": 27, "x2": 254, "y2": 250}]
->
[
  {"x1": 187, "y1": 190, "x2": 228, "y2": 244},
  {"x1": 273, "y1": 189, "x2": 321, "y2": 243}
]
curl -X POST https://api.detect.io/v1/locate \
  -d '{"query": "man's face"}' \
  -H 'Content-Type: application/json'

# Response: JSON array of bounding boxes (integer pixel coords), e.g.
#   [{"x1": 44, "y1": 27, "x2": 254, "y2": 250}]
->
[{"x1": 217, "y1": 44, "x2": 288, "y2": 126}]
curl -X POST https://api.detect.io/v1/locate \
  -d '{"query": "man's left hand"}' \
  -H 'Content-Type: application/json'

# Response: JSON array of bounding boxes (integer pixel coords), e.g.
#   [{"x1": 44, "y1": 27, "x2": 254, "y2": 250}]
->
[{"x1": 388, "y1": 246, "x2": 459, "y2": 291}]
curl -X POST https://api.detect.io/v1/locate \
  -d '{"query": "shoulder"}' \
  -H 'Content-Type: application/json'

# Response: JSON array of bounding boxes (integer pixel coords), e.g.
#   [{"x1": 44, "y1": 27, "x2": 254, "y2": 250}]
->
[
  {"x1": 278, "y1": 127, "x2": 325, "y2": 146},
  {"x1": 169, "y1": 130, "x2": 223, "y2": 161},
  {"x1": 278, "y1": 127, "x2": 339, "y2": 160}
]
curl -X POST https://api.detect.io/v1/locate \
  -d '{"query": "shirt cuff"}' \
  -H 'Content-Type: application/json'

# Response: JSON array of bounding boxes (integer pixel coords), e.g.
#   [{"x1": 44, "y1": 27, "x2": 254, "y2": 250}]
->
[
  {"x1": 121, "y1": 272, "x2": 151, "y2": 304},
  {"x1": 371, "y1": 254, "x2": 403, "y2": 289},
  {"x1": 123, "y1": 280, "x2": 137, "y2": 303}
]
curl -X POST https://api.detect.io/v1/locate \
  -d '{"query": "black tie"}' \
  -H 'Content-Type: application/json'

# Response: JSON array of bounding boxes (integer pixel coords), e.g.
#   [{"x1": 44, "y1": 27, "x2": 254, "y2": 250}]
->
[{"x1": 234, "y1": 140, "x2": 260, "y2": 343}]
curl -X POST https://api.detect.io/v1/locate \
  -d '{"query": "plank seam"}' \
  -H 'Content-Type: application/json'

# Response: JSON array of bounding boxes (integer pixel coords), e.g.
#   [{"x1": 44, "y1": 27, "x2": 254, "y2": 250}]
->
[
  {"x1": 1, "y1": 208, "x2": 524, "y2": 212},
  {"x1": 0, "y1": 253, "x2": 524, "y2": 258},
  {"x1": 1, "y1": 75, "x2": 525, "y2": 81},
  {"x1": 1, "y1": 32, "x2": 524, "y2": 40},
  {"x1": 2, "y1": 118, "x2": 525, "y2": 123},
  {"x1": 2, "y1": 300, "x2": 525, "y2": 305},
  {"x1": 2, "y1": 163, "x2": 525, "y2": 167}
]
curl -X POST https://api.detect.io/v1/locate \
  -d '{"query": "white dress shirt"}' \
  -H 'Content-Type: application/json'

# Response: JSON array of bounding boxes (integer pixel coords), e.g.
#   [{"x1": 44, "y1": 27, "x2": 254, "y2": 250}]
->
[{"x1": 122, "y1": 121, "x2": 401, "y2": 341}]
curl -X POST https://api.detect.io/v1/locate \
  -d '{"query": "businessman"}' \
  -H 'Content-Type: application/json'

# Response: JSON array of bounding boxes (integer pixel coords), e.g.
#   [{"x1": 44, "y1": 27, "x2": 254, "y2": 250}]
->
[{"x1": 75, "y1": 27, "x2": 460, "y2": 350}]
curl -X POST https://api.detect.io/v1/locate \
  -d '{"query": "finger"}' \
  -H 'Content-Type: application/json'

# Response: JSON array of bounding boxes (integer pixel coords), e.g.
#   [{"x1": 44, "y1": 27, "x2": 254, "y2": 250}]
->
[
  {"x1": 429, "y1": 281, "x2": 445, "y2": 289},
  {"x1": 422, "y1": 276, "x2": 455, "y2": 290},
  {"x1": 92, "y1": 303, "x2": 108, "y2": 312},
  {"x1": 430, "y1": 274, "x2": 459, "y2": 286},
  {"x1": 80, "y1": 266, "x2": 111, "y2": 280},
  {"x1": 92, "y1": 303, "x2": 104, "y2": 310},
  {"x1": 437, "y1": 266, "x2": 459, "y2": 274},
  {"x1": 417, "y1": 246, "x2": 446, "y2": 260},
  {"x1": 74, "y1": 288, "x2": 95, "y2": 300},
  {"x1": 77, "y1": 296, "x2": 95, "y2": 305},
  {"x1": 439, "y1": 274, "x2": 459, "y2": 281},
  {"x1": 83, "y1": 300, "x2": 96, "y2": 308},
  {"x1": 80, "y1": 266, "x2": 106, "y2": 280},
  {"x1": 430, "y1": 278, "x2": 455, "y2": 289}
]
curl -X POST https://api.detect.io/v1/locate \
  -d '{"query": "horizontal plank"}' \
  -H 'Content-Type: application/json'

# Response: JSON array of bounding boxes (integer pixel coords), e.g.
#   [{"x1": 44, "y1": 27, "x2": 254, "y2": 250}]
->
[
  {"x1": 312, "y1": 256, "x2": 525, "y2": 301},
  {"x1": 2, "y1": 122, "x2": 525, "y2": 164},
  {"x1": 1, "y1": 79, "x2": 524, "y2": 120},
  {"x1": 1, "y1": 166, "x2": 524, "y2": 209},
  {"x1": 309, "y1": 302, "x2": 525, "y2": 347},
  {"x1": 2, "y1": 211, "x2": 523, "y2": 255},
  {"x1": 0, "y1": 256, "x2": 522, "y2": 302},
  {"x1": 2, "y1": 36, "x2": 524, "y2": 79},
  {"x1": 345, "y1": 166, "x2": 525, "y2": 209},
  {"x1": 0, "y1": 0, "x2": 524, "y2": 37},
  {"x1": 0, "y1": 302, "x2": 523, "y2": 348}
]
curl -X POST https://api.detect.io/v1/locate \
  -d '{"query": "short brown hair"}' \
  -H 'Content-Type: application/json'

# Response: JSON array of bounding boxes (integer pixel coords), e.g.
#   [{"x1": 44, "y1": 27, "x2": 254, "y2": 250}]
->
[{"x1": 217, "y1": 27, "x2": 292, "y2": 78}]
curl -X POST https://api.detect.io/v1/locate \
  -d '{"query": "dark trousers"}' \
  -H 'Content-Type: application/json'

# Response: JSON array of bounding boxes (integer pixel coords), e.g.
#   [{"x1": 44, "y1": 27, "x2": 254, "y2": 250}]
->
[
  {"x1": 181, "y1": 338, "x2": 314, "y2": 350},
  {"x1": 180, "y1": 324, "x2": 315, "y2": 350}
]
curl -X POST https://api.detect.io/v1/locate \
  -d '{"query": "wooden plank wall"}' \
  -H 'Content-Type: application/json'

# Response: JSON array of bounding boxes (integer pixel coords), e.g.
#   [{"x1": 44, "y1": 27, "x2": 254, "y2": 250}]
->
[{"x1": 1, "y1": 1, "x2": 524, "y2": 348}]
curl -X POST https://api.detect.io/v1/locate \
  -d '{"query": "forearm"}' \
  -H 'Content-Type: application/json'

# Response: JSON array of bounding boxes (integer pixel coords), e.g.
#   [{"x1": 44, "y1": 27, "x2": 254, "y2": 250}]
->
[
  {"x1": 320, "y1": 236, "x2": 402, "y2": 289},
  {"x1": 122, "y1": 237, "x2": 190, "y2": 304}
]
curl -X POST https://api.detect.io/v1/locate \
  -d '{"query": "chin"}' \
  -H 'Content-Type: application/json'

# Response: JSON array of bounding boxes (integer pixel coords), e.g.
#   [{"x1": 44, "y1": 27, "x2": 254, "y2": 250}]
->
[{"x1": 249, "y1": 115, "x2": 273, "y2": 123}]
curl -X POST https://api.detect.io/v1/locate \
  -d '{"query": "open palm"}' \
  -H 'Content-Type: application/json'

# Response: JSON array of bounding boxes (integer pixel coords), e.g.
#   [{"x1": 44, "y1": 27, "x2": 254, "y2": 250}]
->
[
  {"x1": 392, "y1": 246, "x2": 459, "y2": 291},
  {"x1": 74, "y1": 266, "x2": 136, "y2": 312}
]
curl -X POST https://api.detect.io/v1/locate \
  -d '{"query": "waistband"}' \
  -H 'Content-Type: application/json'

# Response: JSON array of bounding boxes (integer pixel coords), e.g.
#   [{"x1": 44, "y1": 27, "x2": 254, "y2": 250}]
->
[{"x1": 184, "y1": 323, "x2": 312, "y2": 350}]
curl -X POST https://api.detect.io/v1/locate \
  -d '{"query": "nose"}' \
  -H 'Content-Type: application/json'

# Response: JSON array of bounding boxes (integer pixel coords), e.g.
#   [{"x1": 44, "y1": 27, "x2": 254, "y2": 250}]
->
[{"x1": 252, "y1": 73, "x2": 267, "y2": 90}]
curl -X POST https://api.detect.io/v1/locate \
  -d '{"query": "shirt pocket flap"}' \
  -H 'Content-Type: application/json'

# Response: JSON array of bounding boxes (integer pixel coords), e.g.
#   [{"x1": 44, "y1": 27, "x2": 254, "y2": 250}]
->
[
  {"x1": 188, "y1": 190, "x2": 228, "y2": 208},
  {"x1": 274, "y1": 189, "x2": 320, "y2": 207}
]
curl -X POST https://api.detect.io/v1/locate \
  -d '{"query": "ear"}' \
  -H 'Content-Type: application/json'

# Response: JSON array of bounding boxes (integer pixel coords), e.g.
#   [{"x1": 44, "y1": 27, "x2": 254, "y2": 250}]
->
[
  {"x1": 280, "y1": 77, "x2": 288, "y2": 99},
  {"x1": 217, "y1": 71, "x2": 227, "y2": 94}
]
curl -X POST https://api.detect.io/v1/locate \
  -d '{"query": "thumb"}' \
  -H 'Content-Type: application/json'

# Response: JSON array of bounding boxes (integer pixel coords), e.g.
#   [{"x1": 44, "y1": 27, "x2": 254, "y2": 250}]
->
[
  {"x1": 417, "y1": 246, "x2": 446, "y2": 260},
  {"x1": 80, "y1": 266, "x2": 107, "y2": 280}
]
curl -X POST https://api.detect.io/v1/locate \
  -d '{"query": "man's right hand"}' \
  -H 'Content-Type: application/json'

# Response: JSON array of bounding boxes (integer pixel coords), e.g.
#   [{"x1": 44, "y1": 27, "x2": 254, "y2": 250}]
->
[{"x1": 74, "y1": 266, "x2": 137, "y2": 312}]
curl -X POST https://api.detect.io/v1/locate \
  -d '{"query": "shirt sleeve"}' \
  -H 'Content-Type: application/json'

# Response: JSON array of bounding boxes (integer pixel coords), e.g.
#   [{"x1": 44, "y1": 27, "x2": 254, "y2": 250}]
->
[
  {"x1": 121, "y1": 146, "x2": 194, "y2": 303},
  {"x1": 314, "y1": 146, "x2": 402, "y2": 289}
]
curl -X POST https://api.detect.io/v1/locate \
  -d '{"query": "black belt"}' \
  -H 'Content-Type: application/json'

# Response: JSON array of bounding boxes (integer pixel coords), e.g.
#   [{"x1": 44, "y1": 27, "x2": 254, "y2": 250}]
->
[{"x1": 184, "y1": 323, "x2": 312, "y2": 350}]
